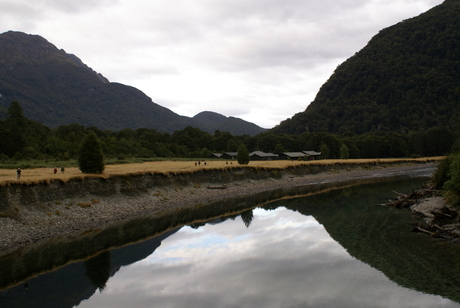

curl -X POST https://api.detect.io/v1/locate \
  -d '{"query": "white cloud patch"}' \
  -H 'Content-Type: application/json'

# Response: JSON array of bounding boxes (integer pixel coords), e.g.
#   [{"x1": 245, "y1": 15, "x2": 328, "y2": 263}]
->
[{"x1": 0, "y1": 0, "x2": 444, "y2": 128}]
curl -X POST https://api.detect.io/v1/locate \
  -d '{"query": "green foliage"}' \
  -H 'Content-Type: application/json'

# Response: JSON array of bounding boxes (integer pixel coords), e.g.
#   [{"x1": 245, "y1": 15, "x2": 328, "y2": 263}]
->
[
  {"x1": 0, "y1": 101, "x2": 454, "y2": 162},
  {"x1": 443, "y1": 154, "x2": 460, "y2": 204},
  {"x1": 271, "y1": 1, "x2": 460, "y2": 135},
  {"x1": 432, "y1": 156, "x2": 453, "y2": 190},
  {"x1": 341, "y1": 138, "x2": 360, "y2": 158},
  {"x1": 78, "y1": 131, "x2": 105, "y2": 173},
  {"x1": 200, "y1": 148, "x2": 213, "y2": 158},
  {"x1": 273, "y1": 143, "x2": 285, "y2": 155},
  {"x1": 422, "y1": 127, "x2": 455, "y2": 156},
  {"x1": 320, "y1": 144, "x2": 330, "y2": 159},
  {"x1": 340, "y1": 144, "x2": 350, "y2": 159},
  {"x1": 7, "y1": 101, "x2": 27, "y2": 127},
  {"x1": 226, "y1": 139, "x2": 239, "y2": 152},
  {"x1": 237, "y1": 144, "x2": 250, "y2": 165}
]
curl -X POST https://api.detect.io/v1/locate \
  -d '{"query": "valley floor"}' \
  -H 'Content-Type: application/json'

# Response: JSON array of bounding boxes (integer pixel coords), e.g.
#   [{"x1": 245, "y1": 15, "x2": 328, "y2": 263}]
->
[{"x1": 0, "y1": 161, "x2": 439, "y2": 256}]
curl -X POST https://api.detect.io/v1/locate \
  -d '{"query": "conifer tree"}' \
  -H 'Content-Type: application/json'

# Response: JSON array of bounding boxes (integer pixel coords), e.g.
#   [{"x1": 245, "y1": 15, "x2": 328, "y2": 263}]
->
[
  {"x1": 340, "y1": 144, "x2": 350, "y2": 159},
  {"x1": 78, "y1": 131, "x2": 105, "y2": 173},
  {"x1": 237, "y1": 144, "x2": 250, "y2": 165},
  {"x1": 320, "y1": 144, "x2": 330, "y2": 159},
  {"x1": 7, "y1": 101, "x2": 27, "y2": 127}
]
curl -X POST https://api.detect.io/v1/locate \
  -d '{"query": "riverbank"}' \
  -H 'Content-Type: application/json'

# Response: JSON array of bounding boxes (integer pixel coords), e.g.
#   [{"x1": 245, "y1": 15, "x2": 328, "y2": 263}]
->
[{"x1": 0, "y1": 160, "x2": 440, "y2": 256}]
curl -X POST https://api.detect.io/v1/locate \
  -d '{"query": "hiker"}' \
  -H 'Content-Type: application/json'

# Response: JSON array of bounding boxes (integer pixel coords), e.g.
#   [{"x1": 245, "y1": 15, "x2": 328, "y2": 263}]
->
[
  {"x1": 54, "y1": 168, "x2": 57, "y2": 174},
  {"x1": 16, "y1": 168, "x2": 21, "y2": 180},
  {"x1": 61, "y1": 167, "x2": 65, "y2": 173}
]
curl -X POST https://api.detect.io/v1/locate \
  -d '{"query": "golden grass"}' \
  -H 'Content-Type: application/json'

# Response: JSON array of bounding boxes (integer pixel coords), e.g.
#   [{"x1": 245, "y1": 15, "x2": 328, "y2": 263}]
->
[{"x1": 0, "y1": 157, "x2": 443, "y2": 186}]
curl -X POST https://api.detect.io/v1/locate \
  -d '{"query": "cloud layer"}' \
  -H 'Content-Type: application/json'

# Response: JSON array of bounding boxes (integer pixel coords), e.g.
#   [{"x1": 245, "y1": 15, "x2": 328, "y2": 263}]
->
[{"x1": 0, "y1": 0, "x2": 444, "y2": 128}]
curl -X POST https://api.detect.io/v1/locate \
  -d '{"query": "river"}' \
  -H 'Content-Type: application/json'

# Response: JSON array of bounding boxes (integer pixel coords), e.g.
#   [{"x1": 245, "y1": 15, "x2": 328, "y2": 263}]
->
[{"x1": 1, "y1": 175, "x2": 460, "y2": 307}]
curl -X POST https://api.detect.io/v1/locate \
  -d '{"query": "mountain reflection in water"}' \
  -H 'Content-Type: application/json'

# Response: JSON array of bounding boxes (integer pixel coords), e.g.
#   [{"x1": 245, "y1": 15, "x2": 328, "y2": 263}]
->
[{"x1": 1, "y1": 177, "x2": 460, "y2": 308}]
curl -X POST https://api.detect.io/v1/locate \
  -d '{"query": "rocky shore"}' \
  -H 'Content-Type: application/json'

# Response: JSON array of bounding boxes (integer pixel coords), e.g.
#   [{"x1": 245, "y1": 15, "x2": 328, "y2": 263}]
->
[
  {"x1": 0, "y1": 162, "x2": 439, "y2": 256},
  {"x1": 388, "y1": 189, "x2": 460, "y2": 242}
]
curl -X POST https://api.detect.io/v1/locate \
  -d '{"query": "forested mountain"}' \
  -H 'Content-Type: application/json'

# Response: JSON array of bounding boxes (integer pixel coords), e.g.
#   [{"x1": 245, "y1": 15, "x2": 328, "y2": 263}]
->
[
  {"x1": 1, "y1": 99, "x2": 454, "y2": 160},
  {"x1": 271, "y1": 0, "x2": 460, "y2": 135},
  {"x1": 193, "y1": 111, "x2": 266, "y2": 136},
  {"x1": 0, "y1": 31, "x2": 265, "y2": 135}
]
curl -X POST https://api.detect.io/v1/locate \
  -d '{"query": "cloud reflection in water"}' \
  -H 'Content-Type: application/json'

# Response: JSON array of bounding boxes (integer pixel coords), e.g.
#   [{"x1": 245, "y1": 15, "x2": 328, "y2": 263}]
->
[{"x1": 78, "y1": 207, "x2": 459, "y2": 308}]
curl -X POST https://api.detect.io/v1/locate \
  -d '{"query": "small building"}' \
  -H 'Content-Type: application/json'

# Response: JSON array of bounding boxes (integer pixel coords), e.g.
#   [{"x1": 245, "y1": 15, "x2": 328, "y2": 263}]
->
[
  {"x1": 303, "y1": 151, "x2": 322, "y2": 160},
  {"x1": 250, "y1": 151, "x2": 279, "y2": 161},
  {"x1": 280, "y1": 152, "x2": 308, "y2": 160},
  {"x1": 221, "y1": 152, "x2": 238, "y2": 160},
  {"x1": 209, "y1": 153, "x2": 222, "y2": 159}
]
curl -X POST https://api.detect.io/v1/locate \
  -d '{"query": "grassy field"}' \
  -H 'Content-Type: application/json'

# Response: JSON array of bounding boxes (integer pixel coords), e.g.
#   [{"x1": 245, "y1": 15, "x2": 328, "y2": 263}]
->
[{"x1": 0, "y1": 157, "x2": 443, "y2": 185}]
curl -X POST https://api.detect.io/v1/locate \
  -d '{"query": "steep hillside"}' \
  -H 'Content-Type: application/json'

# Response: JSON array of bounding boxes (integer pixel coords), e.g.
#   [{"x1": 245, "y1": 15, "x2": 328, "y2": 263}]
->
[
  {"x1": 0, "y1": 31, "x2": 265, "y2": 135},
  {"x1": 272, "y1": 0, "x2": 460, "y2": 135},
  {"x1": 193, "y1": 111, "x2": 266, "y2": 135}
]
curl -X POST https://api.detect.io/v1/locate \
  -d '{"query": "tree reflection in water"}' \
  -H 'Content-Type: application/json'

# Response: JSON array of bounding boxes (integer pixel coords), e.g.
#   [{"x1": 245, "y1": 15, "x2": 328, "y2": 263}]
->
[
  {"x1": 84, "y1": 251, "x2": 111, "y2": 292},
  {"x1": 240, "y1": 209, "x2": 254, "y2": 228}
]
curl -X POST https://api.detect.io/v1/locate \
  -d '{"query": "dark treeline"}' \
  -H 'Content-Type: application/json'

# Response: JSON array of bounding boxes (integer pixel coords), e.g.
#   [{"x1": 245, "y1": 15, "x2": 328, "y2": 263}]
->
[{"x1": 0, "y1": 102, "x2": 456, "y2": 161}]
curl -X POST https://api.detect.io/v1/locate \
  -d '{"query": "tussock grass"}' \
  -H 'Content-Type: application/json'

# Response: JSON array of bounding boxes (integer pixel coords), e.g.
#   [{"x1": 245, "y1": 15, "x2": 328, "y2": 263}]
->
[{"x1": 0, "y1": 157, "x2": 443, "y2": 186}]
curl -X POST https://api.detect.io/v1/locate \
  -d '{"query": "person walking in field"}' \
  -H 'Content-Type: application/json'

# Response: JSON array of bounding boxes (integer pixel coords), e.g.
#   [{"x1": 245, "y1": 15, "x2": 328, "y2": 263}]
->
[
  {"x1": 54, "y1": 168, "x2": 57, "y2": 174},
  {"x1": 16, "y1": 168, "x2": 21, "y2": 180},
  {"x1": 61, "y1": 167, "x2": 65, "y2": 173}
]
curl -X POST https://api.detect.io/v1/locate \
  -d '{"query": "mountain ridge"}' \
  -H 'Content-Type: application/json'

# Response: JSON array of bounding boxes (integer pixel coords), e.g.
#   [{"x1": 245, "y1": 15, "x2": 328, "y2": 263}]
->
[
  {"x1": 0, "y1": 31, "x2": 265, "y2": 135},
  {"x1": 271, "y1": 0, "x2": 460, "y2": 135}
]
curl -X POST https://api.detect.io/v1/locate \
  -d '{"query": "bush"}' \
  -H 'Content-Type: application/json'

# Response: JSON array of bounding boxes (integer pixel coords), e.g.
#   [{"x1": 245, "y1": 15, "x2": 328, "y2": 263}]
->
[
  {"x1": 78, "y1": 131, "x2": 105, "y2": 174},
  {"x1": 432, "y1": 156, "x2": 453, "y2": 189},
  {"x1": 237, "y1": 144, "x2": 250, "y2": 165},
  {"x1": 443, "y1": 154, "x2": 460, "y2": 204}
]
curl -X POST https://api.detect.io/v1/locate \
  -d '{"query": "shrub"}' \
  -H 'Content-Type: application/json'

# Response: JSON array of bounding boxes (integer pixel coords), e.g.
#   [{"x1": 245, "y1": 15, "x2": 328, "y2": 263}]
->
[
  {"x1": 443, "y1": 154, "x2": 460, "y2": 204},
  {"x1": 78, "y1": 131, "x2": 105, "y2": 174},
  {"x1": 237, "y1": 144, "x2": 250, "y2": 165},
  {"x1": 432, "y1": 155, "x2": 453, "y2": 189}
]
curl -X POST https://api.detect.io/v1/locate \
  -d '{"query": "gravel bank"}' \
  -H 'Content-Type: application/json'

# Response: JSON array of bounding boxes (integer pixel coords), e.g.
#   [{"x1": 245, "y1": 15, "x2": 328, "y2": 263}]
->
[{"x1": 0, "y1": 163, "x2": 437, "y2": 255}]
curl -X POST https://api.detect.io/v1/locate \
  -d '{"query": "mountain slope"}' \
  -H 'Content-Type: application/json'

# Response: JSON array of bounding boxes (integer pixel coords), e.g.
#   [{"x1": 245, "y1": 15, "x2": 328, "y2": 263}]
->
[
  {"x1": 0, "y1": 31, "x2": 265, "y2": 135},
  {"x1": 193, "y1": 111, "x2": 266, "y2": 135},
  {"x1": 271, "y1": 0, "x2": 460, "y2": 135}
]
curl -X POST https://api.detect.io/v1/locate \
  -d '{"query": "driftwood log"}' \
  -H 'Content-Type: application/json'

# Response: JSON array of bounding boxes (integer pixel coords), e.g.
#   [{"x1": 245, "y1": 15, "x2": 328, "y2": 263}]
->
[
  {"x1": 380, "y1": 184, "x2": 438, "y2": 208},
  {"x1": 381, "y1": 185, "x2": 460, "y2": 243},
  {"x1": 206, "y1": 184, "x2": 227, "y2": 190}
]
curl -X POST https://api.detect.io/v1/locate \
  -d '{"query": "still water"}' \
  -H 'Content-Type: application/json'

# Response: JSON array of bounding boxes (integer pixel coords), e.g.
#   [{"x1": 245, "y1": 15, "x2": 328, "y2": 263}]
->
[{"x1": 2, "y1": 177, "x2": 460, "y2": 308}]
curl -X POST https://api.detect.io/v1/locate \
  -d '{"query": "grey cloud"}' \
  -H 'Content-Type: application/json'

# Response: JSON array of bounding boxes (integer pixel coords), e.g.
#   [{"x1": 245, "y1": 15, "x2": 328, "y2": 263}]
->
[{"x1": 38, "y1": 0, "x2": 116, "y2": 13}]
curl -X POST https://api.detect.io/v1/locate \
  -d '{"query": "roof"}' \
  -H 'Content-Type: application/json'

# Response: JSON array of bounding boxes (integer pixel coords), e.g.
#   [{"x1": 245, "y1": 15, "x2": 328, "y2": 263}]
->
[
  {"x1": 250, "y1": 151, "x2": 279, "y2": 158},
  {"x1": 282, "y1": 152, "x2": 307, "y2": 158},
  {"x1": 303, "y1": 151, "x2": 321, "y2": 156}
]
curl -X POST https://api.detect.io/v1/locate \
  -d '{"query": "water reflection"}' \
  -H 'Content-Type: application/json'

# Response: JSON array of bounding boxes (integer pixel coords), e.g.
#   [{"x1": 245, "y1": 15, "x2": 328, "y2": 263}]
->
[
  {"x1": 78, "y1": 207, "x2": 457, "y2": 307},
  {"x1": 84, "y1": 251, "x2": 111, "y2": 292},
  {"x1": 2, "y1": 176, "x2": 460, "y2": 307}
]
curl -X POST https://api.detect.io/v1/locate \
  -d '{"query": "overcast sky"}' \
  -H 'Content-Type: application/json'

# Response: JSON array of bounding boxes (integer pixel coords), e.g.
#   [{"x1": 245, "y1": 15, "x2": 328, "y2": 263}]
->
[{"x1": 0, "y1": 0, "x2": 444, "y2": 129}]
